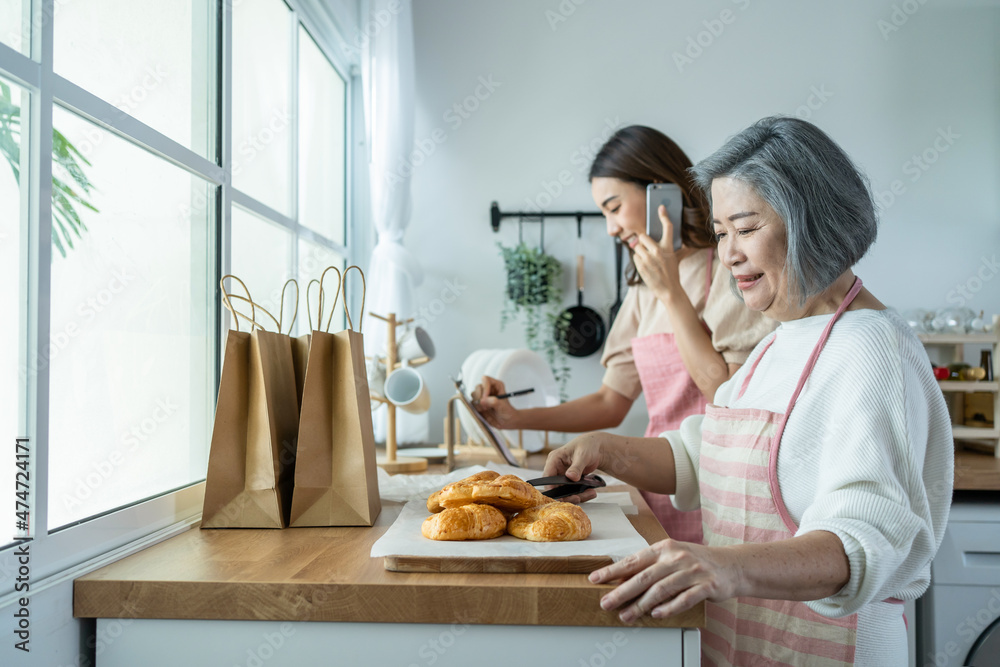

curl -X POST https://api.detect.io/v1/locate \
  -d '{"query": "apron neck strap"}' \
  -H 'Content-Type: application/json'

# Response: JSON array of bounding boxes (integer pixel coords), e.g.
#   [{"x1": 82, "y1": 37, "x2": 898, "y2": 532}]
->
[
  {"x1": 766, "y1": 276, "x2": 863, "y2": 534},
  {"x1": 783, "y1": 276, "x2": 863, "y2": 415}
]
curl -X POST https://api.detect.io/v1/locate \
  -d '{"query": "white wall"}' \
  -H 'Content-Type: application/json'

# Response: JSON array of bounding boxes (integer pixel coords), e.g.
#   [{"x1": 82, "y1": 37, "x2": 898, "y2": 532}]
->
[{"x1": 408, "y1": 0, "x2": 1000, "y2": 444}]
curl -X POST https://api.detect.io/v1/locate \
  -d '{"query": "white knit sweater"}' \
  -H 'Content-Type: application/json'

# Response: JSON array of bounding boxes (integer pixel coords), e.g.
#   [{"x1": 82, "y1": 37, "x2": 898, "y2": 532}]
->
[{"x1": 666, "y1": 308, "x2": 953, "y2": 664}]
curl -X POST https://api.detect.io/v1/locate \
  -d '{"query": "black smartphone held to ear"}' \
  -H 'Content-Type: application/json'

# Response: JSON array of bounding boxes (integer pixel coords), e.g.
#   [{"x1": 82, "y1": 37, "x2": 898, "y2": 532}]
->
[{"x1": 646, "y1": 182, "x2": 684, "y2": 251}]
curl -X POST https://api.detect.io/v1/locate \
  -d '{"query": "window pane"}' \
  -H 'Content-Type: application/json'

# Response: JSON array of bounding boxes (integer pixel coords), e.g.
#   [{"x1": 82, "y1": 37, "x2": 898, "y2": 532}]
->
[
  {"x1": 298, "y1": 27, "x2": 346, "y2": 245},
  {"x1": 0, "y1": 77, "x2": 26, "y2": 539},
  {"x1": 232, "y1": 0, "x2": 292, "y2": 216},
  {"x1": 230, "y1": 206, "x2": 293, "y2": 332},
  {"x1": 0, "y1": 0, "x2": 29, "y2": 55},
  {"x1": 47, "y1": 106, "x2": 213, "y2": 529},
  {"x1": 296, "y1": 240, "x2": 344, "y2": 336},
  {"x1": 53, "y1": 0, "x2": 217, "y2": 159}
]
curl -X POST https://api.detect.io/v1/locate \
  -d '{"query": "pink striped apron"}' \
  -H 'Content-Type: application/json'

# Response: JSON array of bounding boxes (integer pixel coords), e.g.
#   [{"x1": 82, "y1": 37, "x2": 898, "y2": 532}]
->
[
  {"x1": 631, "y1": 249, "x2": 714, "y2": 544},
  {"x1": 699, "y1": 277, "x2": 897, "y2": 666}
]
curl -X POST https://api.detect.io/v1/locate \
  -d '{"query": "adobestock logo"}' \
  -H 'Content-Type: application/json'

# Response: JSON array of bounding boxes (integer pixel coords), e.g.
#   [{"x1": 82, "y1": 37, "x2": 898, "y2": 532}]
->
[
  {"x1": 340, "y1": 0, "x2": 405, "y2": 58},
  {"x1": 19, "y1": 267, "x2": 136, "y2": 380},
  {"x1": 877, "y1": 0, "x2": 930, "y2": 40},
  {"x1": 232, "y1": 107, "x2": 292, "y2": 177},
  {"x1": 946, "y1": 255, "x2": 999, "y2": 307},
  {"x1": 672, "y1": 0, "x2": 752, "y2": 74},
  {"x1": 384, "y1": 74, "x2": 502, "y2": 192},
  {"x1": 875, "y1": 126, "x2": 959, "y2": 212},
  {"x1": 545, "y1": 0, "x2": 588, "y2": 31},
  {"x1": 791, "y1": 85, "x2": 833, "y2": 120}
]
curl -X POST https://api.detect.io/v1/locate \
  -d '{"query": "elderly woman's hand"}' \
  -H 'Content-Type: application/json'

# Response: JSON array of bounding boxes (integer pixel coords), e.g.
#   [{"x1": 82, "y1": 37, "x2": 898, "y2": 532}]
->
[
  {"x1": 590, "y1": 539, "x2": 743, "y2": 623},
  {"x1": 542, "y1": 432, "x2": 608, "y2": 504},
  {"x1": 631, "y1": 205, "x2": 684, "y2": 304}
]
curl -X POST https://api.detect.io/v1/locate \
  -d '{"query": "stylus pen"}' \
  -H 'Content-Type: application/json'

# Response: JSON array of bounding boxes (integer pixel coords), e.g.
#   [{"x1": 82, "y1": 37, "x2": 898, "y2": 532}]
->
[{"x1": 495, "y1": 388, "x2": 535, "y2": 400}]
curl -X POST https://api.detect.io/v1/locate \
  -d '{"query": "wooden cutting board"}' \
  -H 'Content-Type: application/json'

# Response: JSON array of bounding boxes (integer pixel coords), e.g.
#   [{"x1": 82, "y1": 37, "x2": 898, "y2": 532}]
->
[
  {"x1": 374, "y1": 500, "x2": 648, "y2": 574},
  {"x1": 384, "y1": 554, "x2": 613, "y2": 574}
]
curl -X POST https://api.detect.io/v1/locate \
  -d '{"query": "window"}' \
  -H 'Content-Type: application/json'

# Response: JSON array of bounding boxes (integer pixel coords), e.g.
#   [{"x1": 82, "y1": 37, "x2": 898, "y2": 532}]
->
[
  {"x1": 53, "y1": 0, "x2": 217, "y2": 158},
  {"x1": 47, "y1": 106, "x2": 214, "y2": 529},
  {"x1": 0, "y1": 1, "x2": 28, "y2": 55},
  {"x1": 298, "y1": 26, "x2": 346, "y2": 246},
  {"x1": 297, "y1": 239, "x2": 346, "y2": 334},
  {"x1": 0, "y1": 75, "x2": 27, "y2": 540},
  {"x1": 232, "y1": 0, "x2": 293, "y2": 216},
  {"x1": 230, "y1": 205, "x2": 294, "y2": 324},
  {"x1": 0, "y1": 0, "x2": 355, "y2": 581}
]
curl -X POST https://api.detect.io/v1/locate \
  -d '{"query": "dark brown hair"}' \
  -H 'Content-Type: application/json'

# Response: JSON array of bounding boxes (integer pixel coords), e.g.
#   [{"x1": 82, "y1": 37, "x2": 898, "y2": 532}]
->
[{"x1": 589, "y1": 125, "x2": 713, "y2": 285}]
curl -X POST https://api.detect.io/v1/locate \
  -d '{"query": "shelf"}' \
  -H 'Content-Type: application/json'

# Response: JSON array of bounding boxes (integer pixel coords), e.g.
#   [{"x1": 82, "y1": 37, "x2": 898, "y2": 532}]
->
[
  {"x1": 919, "y1": 333, "x2": 999, "y2": 345},
  {"x1": 953, "y1": 425, "x2": 1000, "y2": 440},
  {"x1": 919, "y1": 315, "x2": 999, "y2": 457},
  {"x1": 938, "y1": 381, "x2": 999, "y2": 393}
]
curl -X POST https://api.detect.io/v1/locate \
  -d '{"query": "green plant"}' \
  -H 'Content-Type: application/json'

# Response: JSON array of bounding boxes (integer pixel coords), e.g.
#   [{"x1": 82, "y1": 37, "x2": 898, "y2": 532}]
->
[
  {"x1": 498, "y1": 242, "x2": 572, "y2": 399},
  {"x1": 0, "y1": 82, "x2": 99, "y2": 257}
]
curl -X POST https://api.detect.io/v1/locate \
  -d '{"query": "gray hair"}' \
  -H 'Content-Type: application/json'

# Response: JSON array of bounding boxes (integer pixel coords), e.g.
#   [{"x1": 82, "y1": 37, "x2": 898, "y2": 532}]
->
[{"x1": 690, "y1": 116, "x2": 878, "y2": 306}]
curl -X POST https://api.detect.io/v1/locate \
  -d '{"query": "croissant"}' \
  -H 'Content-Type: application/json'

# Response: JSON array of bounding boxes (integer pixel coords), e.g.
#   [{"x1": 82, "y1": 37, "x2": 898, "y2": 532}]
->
[
  {"x1": 421, "y1": 503, "x2": 507, "y2": 541},
  {"x1": 427, "y1": 470, "x2": 501, "y2": 513},
  {"x1": 437, "y1": 474, "x2": 550, "y2": 513},
  {"x1": 507, "y1": 502, "x2": 592, "y2": 542}
]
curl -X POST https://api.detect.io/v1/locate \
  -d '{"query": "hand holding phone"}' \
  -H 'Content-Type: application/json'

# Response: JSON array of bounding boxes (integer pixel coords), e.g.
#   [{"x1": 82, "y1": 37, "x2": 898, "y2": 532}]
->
[{"x1": 646, "y1": 183, "x2": 684, "y2": 251}]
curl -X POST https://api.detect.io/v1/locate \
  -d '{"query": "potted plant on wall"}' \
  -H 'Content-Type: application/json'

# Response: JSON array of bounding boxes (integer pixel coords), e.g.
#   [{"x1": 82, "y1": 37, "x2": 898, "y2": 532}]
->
[{"x1": 498, "y1": 241, "x2": 571, "y2": 398}]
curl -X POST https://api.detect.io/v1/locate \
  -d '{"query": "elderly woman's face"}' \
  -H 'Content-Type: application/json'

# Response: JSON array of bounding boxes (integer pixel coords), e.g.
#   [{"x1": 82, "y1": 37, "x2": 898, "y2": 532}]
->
[
  {"x1": 591, "y1": 177, "x2": 646, "y2": 246},
  {"x1": 710, "y1": 177, "x2": 791, "y2": 319}
]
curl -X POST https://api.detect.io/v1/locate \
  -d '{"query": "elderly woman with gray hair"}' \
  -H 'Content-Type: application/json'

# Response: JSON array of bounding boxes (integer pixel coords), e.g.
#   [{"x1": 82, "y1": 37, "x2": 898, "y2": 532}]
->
[{"x1": 544, "y1": 116, "x2": 953, "y2": 666}]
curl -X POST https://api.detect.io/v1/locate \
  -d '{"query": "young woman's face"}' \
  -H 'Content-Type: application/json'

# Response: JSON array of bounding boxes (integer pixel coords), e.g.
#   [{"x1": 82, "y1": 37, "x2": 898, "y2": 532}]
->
[
  {"x1": 591, "y1": 177, "x2": 646, "y2": 248},
  {"x1": 710, "y1": 177, "x2": 792, "y2": 319}
]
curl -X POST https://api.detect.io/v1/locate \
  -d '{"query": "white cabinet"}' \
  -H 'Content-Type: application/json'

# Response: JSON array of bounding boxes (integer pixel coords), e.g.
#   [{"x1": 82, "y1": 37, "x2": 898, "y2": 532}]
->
[{"x1": 95, "y1": 619, "x2": 702, "y2": 667}]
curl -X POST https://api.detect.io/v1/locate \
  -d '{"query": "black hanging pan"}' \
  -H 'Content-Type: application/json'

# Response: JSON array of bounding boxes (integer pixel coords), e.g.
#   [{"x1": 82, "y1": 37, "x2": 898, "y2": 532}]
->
[{"x1": 556, "y1": 255, "x2": 606, "y2": 357}]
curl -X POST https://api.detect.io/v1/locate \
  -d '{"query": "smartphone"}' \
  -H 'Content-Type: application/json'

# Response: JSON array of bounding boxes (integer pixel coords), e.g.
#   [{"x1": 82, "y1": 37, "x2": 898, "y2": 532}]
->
[{"x1": 646, "y1": 182, "x2": 684, "y2": 250}]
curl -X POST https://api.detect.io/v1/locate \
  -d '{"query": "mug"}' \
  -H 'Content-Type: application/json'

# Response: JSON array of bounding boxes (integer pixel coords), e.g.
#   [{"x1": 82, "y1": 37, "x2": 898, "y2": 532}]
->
[
  {"x1": 397, "y1": 326, "x2": 435, "y2": 362},
  {"x1": 383, "y1": 367, "x2": 431, "y2": 414}
]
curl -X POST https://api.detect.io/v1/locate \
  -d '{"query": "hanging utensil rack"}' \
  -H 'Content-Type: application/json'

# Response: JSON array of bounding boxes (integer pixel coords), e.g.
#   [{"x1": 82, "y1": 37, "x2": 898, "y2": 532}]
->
[{"x1": 490, "y1": 201, "x2": 605, "y2": 237}]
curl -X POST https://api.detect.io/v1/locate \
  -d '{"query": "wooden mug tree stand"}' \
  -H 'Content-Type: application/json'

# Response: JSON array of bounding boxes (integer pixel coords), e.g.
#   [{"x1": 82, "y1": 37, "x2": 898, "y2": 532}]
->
[{"x1": 370, "y1": 312, "x2": 431, "y2": 473}]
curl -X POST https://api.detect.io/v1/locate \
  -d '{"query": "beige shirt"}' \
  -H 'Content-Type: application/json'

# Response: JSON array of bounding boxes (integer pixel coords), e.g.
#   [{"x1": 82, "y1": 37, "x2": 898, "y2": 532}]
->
[{"x1": 600, "y1": 248, "x2": 777, "y2": 401}]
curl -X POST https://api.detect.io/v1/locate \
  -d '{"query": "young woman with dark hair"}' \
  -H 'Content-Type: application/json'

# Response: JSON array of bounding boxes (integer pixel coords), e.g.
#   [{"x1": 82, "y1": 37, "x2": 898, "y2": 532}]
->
[{"x1": 474, "y1": 126, "x2": 774, "y2": 542}]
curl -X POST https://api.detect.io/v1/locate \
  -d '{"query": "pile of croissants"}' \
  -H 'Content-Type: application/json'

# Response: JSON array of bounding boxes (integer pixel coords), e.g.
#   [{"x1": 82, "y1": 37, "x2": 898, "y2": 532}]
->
[{"x1": 422, "y1": 471, "x2": 592, "y2": 542}]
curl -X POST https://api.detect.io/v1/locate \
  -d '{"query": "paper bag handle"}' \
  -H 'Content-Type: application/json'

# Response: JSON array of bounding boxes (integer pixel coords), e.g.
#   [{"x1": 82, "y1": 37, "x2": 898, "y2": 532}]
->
[
  {"x1": 225, "y1": 295, "x2": 281, "y2": 332},
  {"x1": 278, "y1": 279, "x2": 299, "y2": 335},
  {"x1": 305, "y1": 279, "x2": 321, "y2": 331},
  {"x1": 318, "y1": 265, "x2": 343, "y2": 333},
  {"x1": 220, "y1": 274, "x2": 256, "y2": 333},
  {"x1": 342, "y1": 265, "x2": 366, "y2": 332}
]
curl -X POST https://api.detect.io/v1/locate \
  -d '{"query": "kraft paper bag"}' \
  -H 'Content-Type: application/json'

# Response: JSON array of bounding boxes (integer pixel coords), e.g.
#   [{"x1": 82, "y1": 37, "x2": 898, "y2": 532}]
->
[
  {"x1": 290, "y1": 265, "x2": 382, "y2": 527},
  {"x1": 285, "y1": 278, "x2": 310, "y2": 407},
  {"x1": 202, "y1": 277, "x2": 300, "y2": 529},
  {"x1": 290, "y1": 270, "x2": 338, "y2": 405}
]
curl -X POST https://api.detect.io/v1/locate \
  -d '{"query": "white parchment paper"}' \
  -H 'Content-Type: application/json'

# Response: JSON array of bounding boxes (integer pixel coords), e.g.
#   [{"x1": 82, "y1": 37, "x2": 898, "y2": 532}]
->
[
  {"x1": 375, "y1": 463, "x2": 627, "y2": 506},
  {"x1": 370, "y1": 500, "x2": 649, "y2": 562}
]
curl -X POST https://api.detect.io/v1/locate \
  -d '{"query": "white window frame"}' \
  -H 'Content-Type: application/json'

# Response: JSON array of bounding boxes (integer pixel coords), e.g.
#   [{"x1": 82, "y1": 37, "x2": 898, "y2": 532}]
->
[{"x1": 0, "y1": 0, "x2": 361, "y2": 594}]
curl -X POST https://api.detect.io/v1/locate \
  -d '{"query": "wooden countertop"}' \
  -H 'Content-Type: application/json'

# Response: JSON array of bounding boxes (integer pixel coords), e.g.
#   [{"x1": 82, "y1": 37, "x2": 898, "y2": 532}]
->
[
  {"x1": 74, "y1": 485, "x2": 704, "y2": 629},
  {"x1": 955, "y1": 447, "x2": 1000, "y2": 491}
]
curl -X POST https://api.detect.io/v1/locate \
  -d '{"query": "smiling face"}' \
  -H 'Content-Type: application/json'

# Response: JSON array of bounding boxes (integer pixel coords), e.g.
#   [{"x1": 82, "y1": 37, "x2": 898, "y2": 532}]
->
[
  {"x1": 710, "y1": 177, "x2": 793, "y2": 319},
  {"x1": 591, "y1": 177, "x2": 647, "y2": 247}
]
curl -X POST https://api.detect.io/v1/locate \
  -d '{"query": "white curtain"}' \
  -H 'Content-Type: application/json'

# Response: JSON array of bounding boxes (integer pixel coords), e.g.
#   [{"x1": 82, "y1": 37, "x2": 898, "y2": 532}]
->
[{"x1": 362, "y1": 0, "x2": 429, "y2": 443}]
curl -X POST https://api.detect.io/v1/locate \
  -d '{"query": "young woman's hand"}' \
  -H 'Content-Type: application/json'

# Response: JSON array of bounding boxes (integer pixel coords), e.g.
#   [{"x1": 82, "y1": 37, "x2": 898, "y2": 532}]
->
[
  {"x1": 471, "y1": 375, "x2": 521, "y2": 429},
  {"x1": 589, "y1": 539, "x2": 743, "y2": 622},
  {"x1": 630, "y1": 204, "x2": 684, "y2": 304}
]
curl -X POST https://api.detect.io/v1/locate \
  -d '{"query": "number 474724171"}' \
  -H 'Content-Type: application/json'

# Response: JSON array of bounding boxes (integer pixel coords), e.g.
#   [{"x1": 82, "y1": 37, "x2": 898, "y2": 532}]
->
[{"x1": 15, "y1": 437, "x2": 30, "y2": 535}]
